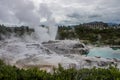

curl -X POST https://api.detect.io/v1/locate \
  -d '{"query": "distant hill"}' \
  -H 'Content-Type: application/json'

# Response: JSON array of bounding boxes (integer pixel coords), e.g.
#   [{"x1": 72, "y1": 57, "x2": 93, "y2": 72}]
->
[
  {"x1": 107, "y1": 23, "x2": 119, "y2": 27},
  {"x1": 83, "y1": 21, "x2": 119, "y2": 27}
]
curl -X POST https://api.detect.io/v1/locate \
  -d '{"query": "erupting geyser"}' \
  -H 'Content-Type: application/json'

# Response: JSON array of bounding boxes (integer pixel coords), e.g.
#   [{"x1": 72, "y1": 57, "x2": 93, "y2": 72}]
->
[{"x1": 34, "y1": 25, "x2": 58, "y2": 42}]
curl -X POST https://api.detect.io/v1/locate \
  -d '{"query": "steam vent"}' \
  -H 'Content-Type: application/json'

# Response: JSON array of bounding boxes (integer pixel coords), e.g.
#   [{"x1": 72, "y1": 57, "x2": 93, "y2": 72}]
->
[{"x1": 42, "y1": 40, "x2": 89, "y2": 55}]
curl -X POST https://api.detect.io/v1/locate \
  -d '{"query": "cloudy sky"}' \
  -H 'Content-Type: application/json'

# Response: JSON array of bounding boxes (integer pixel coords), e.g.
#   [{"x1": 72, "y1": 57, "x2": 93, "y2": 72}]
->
[{"x1": 0, "y1": 0, "x2": 120, "y2": 26}]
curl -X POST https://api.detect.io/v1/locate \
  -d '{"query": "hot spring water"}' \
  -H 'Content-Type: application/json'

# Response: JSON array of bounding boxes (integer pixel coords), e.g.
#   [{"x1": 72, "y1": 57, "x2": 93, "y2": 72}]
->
[{"x1": 88, "y1": 47, "x2": 120, "y2": 59}]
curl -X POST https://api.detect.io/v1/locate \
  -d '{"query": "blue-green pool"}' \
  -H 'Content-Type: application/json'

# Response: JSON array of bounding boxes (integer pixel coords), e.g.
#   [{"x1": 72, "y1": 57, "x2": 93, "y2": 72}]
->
[{"x1": 88, "y1": 47, "x2": 120, "y2": 59}]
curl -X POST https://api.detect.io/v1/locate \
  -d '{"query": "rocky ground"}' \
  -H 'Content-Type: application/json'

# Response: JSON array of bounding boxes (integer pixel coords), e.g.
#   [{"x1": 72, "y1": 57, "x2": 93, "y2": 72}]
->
[{"x1": 0, "y1": 38, "x2": 120, "y2": 72}]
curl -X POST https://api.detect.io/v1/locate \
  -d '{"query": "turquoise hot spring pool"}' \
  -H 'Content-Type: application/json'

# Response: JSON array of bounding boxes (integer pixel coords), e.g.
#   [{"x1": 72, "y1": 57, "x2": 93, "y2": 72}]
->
[{"x1": 88, "y1": 47, "x2": 120, "y2": 59}]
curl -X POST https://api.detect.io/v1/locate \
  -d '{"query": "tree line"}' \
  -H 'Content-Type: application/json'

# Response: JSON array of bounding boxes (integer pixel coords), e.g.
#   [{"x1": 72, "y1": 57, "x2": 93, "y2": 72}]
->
[
  {"x1": 57, "y1": 25, "x2": 120, "y2": 45},
  {"x1": 0, "y1": 24, "x2": 34, "y2": 40}
]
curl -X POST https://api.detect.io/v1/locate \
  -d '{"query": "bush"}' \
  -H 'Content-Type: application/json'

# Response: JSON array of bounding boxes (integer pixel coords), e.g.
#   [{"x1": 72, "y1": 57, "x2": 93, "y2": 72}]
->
[{"x1": 0, "y1": 60, "x2": 120, "y2": 80}]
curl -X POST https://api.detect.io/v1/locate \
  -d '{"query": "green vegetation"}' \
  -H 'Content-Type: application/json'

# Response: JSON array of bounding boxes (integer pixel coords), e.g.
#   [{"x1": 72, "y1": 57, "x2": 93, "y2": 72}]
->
[
  {"x1": 0, "y1": 24, "x2": 34, "y2": 40},
  {"x1": 57, "y1": 26, "x2": 76, "y2": 40},
  {"x1": 0, "y1": 60, "x2": 120, "y2": 80},
  {"x1": 57, "y1": 25, "x2": 120, "y2": 45}
]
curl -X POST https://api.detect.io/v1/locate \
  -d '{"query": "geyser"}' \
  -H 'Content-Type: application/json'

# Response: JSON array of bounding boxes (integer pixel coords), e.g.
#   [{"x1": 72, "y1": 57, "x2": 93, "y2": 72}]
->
[{"x1": 34, "y1": 25, "x2": 58, "y2": 42}]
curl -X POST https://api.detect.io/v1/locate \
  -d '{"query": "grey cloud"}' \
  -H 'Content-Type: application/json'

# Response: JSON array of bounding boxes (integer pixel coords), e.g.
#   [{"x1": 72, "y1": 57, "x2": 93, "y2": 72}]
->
[
  {"x1": 67, "y1": 13, "x2": 83, "y2": 19},
  {"x1": 0, "y1": 0, "x2": 120, "y2": 25},
  {"x1": 39, "y1": 3, "x2": 52, "y2": 19},
  {"x1": 88, "y1": 14, "x2": 102, "y2": 18},
  {"x1": 0, "y1": 1, "x2": 18, "y2": 24},
  {"x1": 38, "y1": 3, "x2": 56, "y2": 26},
  {"x1": 0, "y1": 0, "x2": 40, "y2": 25}
]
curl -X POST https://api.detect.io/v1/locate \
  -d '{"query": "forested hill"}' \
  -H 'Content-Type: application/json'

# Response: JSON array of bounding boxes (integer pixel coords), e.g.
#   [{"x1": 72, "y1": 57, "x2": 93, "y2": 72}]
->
[{"x1": 57, "y1": 24, "x2": 120, "y2": 45}]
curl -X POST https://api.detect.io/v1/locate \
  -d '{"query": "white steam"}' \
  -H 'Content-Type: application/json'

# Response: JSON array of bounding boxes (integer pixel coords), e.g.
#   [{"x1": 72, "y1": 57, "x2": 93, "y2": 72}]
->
[
  {"x1": 32, "y1": 3, "x2": 58, "y2": 42},
  {"x1": 34, "y1": 26, "x2": 57, "y2": 42}
]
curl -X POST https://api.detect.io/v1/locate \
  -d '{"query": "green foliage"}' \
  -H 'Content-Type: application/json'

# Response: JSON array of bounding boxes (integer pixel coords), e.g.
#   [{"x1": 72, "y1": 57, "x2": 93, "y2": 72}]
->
[
  {"x1": 0, "y1": 24, "x2": 35, "y2": 40},
  {"x1": 57, "y1": 25, "x2": 120, "y2": 45},
  {"x1": 57, "y1": 26, "x2": 76, "y2": 40},
  {"x1": 0, "y1": 60, "x2": 120, "y2": 80}
]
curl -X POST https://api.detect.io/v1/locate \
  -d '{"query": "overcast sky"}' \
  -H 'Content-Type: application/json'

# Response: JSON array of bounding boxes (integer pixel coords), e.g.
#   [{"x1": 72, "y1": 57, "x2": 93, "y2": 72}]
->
[{"x1": 0, "y1": 0, "x2": 120, "y2": 26}]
